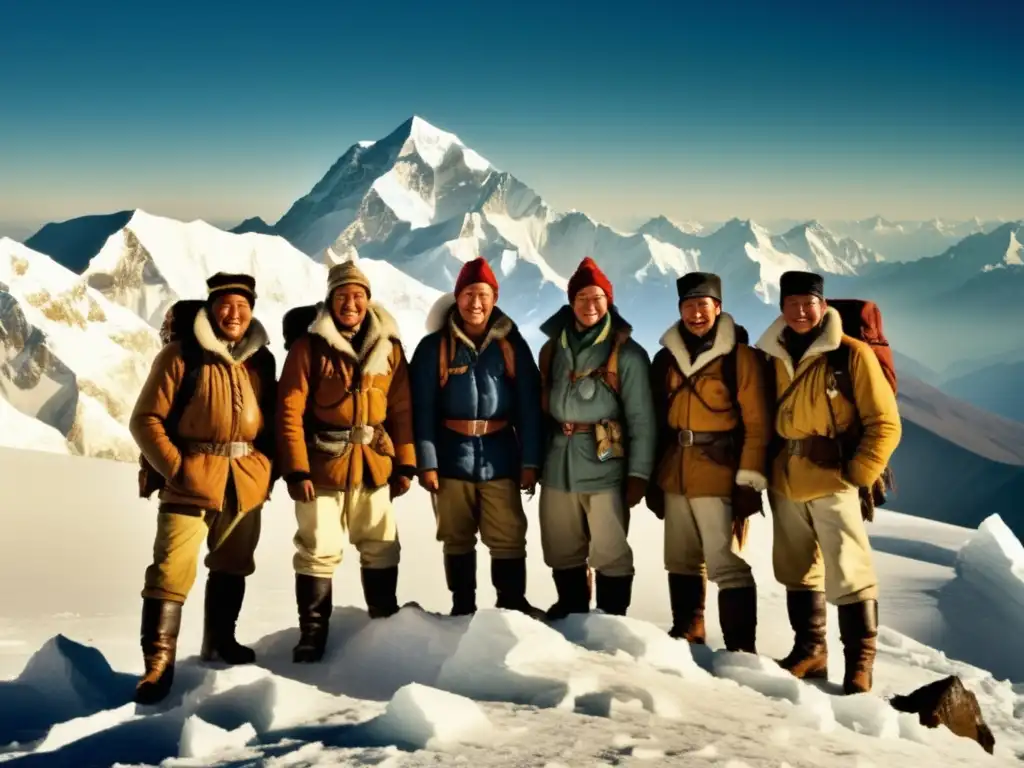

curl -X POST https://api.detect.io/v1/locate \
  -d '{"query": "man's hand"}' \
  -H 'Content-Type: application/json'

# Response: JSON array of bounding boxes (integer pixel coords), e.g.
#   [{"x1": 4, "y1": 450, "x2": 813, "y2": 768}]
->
[
  {"x1": 390, "y1": 475, "x2": 412, "y2": 500},
  {"x1": 731, "y1": 484, "x2": 763, "y2": 522},
  {"x1": 288, "y1": 479, "x2": 315, "y2": 504},
  {"x1": 646, "y1": 484, "x2": 666, "y2": 520},
  {"x1": 624, "y1": 475, "x2": 647, "y2": 508},
  {"x1": 520, "y1": 467, "x2": 538, "y2": 497},
  {"x1": 419, "y1": 469, "x2": 440, "y2": 494}
]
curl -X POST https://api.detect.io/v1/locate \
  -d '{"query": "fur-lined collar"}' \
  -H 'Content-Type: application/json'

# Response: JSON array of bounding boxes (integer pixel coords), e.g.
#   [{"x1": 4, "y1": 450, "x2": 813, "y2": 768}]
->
[
  {"x1": 426, "y1": 293, "x2": 514, "y2": 352},
  {"x1": 193, "y1": 308, "x2": 269, "y2": 365},
  {"x1": 756, "y1": 305, "x2": 843, "y2": 378},
  {"x1": 308, "y1": 302, "x2": 401, "y2": 377},
  {"x1": 659, "y1": 312, "x2": 737, "y2": 378}
]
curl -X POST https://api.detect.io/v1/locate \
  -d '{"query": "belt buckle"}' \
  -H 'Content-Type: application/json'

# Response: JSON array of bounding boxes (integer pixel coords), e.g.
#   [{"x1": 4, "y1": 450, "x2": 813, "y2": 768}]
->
[
  {"x1": 229, "y1": 442, "x2": 250, "y2": 459},
  {"x1": 561, "y1": 423, "x2": 575, "y2": 437},
  {"x1": 350, "y1": 426, "x2": 372, "y2": 445},
  {"x1": 470, "y1": 420, "x2": 487, "y2": 437},
  {"x1": 789, "y1": 440, "x2": 803, "y2": 457},
  {"x1": 677, "y1": 429, "x2": 694, "y2": 448}
]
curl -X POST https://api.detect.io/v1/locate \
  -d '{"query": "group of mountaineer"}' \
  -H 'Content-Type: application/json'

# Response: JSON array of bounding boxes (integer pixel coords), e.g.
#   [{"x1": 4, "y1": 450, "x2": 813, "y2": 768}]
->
[{"x1": 128, "y1": 254, "x2": 902, "y2": 709}]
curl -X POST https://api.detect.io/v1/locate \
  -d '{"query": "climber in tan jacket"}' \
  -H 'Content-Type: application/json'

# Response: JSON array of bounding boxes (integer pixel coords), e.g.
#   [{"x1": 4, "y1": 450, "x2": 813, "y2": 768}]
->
[
  {"x1": 130, "y1": 272, "x2": 277, "y2": 705},
  {"x1": 649, "y1": 272, "x2": 769, "y2": 654},
  {"x1": 757, "y1": 270, "x2": 901, "y2": 695},
  {"x1": 277, "y1": 260, "x2": 416, "y2": 663}
]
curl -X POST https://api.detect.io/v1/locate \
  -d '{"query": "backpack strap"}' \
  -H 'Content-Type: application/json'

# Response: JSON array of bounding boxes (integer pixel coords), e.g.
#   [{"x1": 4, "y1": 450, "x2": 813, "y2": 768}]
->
[
  {"x1": 720, "y1": 345, "x2": 740, "y2": 408},
  {"x1": 826, "y1": 342, "x2": 856, "y2": 407},
  {"x1": 498, "y1": 337, "x2": 516, "y2": 380},
  {"x1": 165, "y1": 343, "x2": 204, "y2": 441},
  {"x1": 438, "y1": 334, "x2": 451, "y2": 389},
  {"x1": 539, "y1": 339, "x2": 556, "y2": 414}
]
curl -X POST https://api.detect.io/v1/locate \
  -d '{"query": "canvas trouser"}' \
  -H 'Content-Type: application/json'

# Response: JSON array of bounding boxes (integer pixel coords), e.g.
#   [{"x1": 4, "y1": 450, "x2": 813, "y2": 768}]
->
[
  {"x1": 539, "y1": 486, "x2": 633, "y2": 577},
  {"x1": 293, "y1": 485, "x2": 400, "y2": 577},
  {"x1": 433, "y1": 478, "x2": 528, "y2": 559},
  {"x1": 142, "y1": 480, "x2": 262, "y2": 603},
  {"x1": 769, "y1": 489, "x2": 878, "y2": 605},
  {"x1": 664, "y1": 493, "x2": 754, "y2": 591}
]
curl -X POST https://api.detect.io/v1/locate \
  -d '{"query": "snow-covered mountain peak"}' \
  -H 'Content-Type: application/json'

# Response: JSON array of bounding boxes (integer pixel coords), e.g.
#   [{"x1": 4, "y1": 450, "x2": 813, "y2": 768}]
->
[{"x1": 394, "y1": 115, "x2": 492, "y2": 172}]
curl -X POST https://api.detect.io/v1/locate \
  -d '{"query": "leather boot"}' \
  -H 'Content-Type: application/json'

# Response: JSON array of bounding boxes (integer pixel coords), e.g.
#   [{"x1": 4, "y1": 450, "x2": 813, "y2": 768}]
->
[
  {"x1": 778, "y1": 590, "x2": 829, "y2": 679},
  {"x1": 545, "y1": 565, "x2": 591, "y2": 620},
  {"x1": 361, "y1": 566, "x2": 400, "y2": 619},
  {"x1": 838, "y1": 599, "x2": 878, "y2": 694},
  {"x1": 200, "y1": 573, "x2": 255, "y2": 665},
  {"x1": 293, "y1": 574, "x2": 332, "y2": 663},
  {"x1": 135, "y1": 598, "x2": 182, "y2": 705},
  {"x1": 445, "y1": 552, "x2": 477, "y2": 616},
  {"x1": 718, "y1": 585, "x2": 757, "y2": 654},
  {"x1": 492, "y1": 557, "x2": 545, "y2": 619},
  {"x1": 595, "y1": 572, "x2": 633, "y2": 616},
  {"x1": 667, "y1": 573, "x2": 706, "y2": 643}
]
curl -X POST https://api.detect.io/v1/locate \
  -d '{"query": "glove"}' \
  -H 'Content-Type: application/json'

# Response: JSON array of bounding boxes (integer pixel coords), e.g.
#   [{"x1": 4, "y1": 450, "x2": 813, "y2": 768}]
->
[
  {"x1": 520, "y1": 467, "x2": 539, "y2": 498},
  {"x1": 287, "y1": 479, "x2": 315, "y2": 504},
  {"x1": 624, "y1": 475, "x2": 647, "y2": 508},
  {"x1": 418, "y1": 469, "x2": 440, "y2": 494},
  {"x1": 646, "y1": 484, "x2": 666, "y2": 520},
  {"x1": 390, "y1": 475, "x2": 412, "y2": 500}
]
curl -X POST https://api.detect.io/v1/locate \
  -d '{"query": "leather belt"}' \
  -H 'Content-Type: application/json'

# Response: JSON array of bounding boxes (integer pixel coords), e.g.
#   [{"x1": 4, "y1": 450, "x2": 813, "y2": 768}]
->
[
  {"x1": 560, "y1": 422, "x2": 594, "y2": 437},
  {"x1": 786, "y1": 436, "x2": 843, "y2": 464},
  {"x1": 443, "y1": 419, "x2": 509, "y2": 437},
  {"x1": 673, "y1": 429, "x2": 733, "y2": 448},
  {"x1": 186, "y1": 441, "x2": 254, "y2": 459}
]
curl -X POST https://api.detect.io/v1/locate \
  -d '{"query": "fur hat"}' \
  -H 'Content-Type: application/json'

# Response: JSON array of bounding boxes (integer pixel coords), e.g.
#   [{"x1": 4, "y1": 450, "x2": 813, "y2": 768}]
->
[
  {"x1": 676, "y1": 272, "x2": 722, "y2": 303},
  {"x1": 206, "y1": 272, "x2": 257, "y2": 306},
  {"x1": 454, "y1": 257, "x2": 499, "y2": 296},
  {"x1": 779, "y1": 271, "x2": 825, "y2": 302},
  {"x1": 327, "y1": 260, "x2": 372, "y2": 299},
  {"x1": 567, "y1": 257, "x2": 614, "y2": 304}
]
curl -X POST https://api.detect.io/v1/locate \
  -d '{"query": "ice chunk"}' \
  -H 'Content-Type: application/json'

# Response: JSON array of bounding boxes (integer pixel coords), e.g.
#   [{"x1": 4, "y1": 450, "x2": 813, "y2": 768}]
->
[
  {"x1": 830, "y1": 694, "x2": 901, "y2": 738},
  {"x1": 955, "y1": 514, "x2": 1024, "y2": 617},
  {"x1": 34, "y1": 703, "x2": 139, "y2": 753},
  {"x1": 436, "y1": 609, "x2": 579, "y2": 706},
  {"x1": 557, "y1": 613, "x2": 708, "y2": 679},
  {"x1": 375, "y1": 683, "x2": 492, "y2": 749},
  {"x1": 178, "y1": 715, "x2": 256, "y2": 759}
]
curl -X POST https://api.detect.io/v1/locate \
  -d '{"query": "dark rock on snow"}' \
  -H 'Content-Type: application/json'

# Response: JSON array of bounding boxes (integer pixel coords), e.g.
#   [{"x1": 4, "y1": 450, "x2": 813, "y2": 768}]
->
[{"x1": 890, "y1": 675, "x2": 995, "y2": 754}]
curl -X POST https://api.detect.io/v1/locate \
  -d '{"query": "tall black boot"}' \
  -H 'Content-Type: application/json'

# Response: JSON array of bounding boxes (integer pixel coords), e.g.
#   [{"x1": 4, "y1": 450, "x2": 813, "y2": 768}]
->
[
  {"x1": 595, "y1": 572, "x2": 633, "y2": 616},
  {"x1": 492, "y1": 557, "x2": 545, "y2": 619},
  {"x1": 135, "y1": 598, "x2": 182, "y2": 705},
  {"x1": 719, "y1": 585, "x2": 758, "y2": 654},
  {"x1": 200, "y1": 573, "x2": 256, "y2": 664},
  {"x1": 667, "y1": 573, "x2": 707, "y2": 643},
  {"x1": 545, "y1": 565, "x2": 591, "y2": 620},
  {"x1": 293, "y1": 574, "x2": 333, "y2": 663},
  {"x1": 445, "y1": 552, "x2": 477, "y2": 616},
  {"x1": 362, "y1": 566, "x2": 400, "y2": 619}
]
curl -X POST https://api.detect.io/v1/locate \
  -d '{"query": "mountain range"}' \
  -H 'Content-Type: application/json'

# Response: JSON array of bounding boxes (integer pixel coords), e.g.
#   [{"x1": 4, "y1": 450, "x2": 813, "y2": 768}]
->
[{"x1": 3, "y1": 114, "x2": 1023, "y2": 533}]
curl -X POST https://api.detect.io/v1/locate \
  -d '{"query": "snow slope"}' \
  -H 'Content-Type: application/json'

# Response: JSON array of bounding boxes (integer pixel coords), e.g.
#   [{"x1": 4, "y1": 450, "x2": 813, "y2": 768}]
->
[
  {"x1": 2, "y1": 447, "x2": 1024, "y2": 766},
  {"x1": 0, "y1": 237, "x2": 162, "y2": 460},
  {"x1": 0, "y1": 397, "x2": 69, "y2": 455},
  {"x1": 827, "y1": 217, "x2": 1007, "y2": 262}
]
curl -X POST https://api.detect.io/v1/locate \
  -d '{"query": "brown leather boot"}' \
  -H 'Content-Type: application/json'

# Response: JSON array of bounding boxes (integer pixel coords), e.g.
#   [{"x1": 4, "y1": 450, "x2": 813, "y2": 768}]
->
[
  {"x1": 778, "y1": 590, "x2": 828, "y2": 679},
  {"x1": 719, "y1": 585, "x2": 757, "y2": 653},
  {"x1": 838, "y1": 599, "x2": 878, "y2": 694},
  {"x1": 135, "y1": 598, "x2": 182, "y2": 705},
  {"x1": 667, "y1": 573, "x2": 706, "y2": 643}
]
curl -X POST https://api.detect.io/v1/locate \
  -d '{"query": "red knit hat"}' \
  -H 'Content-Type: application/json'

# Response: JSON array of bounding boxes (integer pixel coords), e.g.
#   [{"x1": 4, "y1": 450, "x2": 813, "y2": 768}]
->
[
  {"x1": 567, "y1": 257, "x2": 613, "y2": 304},
  {"x1": 454, "y1": 257, "x2": 499, "y2": 296}
]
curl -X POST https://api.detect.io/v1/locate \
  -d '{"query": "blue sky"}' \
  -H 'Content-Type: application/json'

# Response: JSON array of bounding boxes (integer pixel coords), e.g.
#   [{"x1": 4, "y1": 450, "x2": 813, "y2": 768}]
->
[{"x1": 1, "y1": 0, "x2": 1021, "y2": 233}]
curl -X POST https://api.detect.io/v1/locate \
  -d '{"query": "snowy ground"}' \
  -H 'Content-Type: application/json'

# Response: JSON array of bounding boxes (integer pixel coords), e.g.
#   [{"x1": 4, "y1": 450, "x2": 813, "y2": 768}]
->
[{"x1": 2, "y1": 446, "x2": 1024, "y2": 766}]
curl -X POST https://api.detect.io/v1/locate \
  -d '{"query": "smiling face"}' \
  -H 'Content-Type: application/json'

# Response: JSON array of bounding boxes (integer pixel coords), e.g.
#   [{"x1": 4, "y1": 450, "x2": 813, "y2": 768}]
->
[
  {"x1": 572, "y1": 286, "x2": 609, "y2": 329},
  {"x1": 782, "y1": 294, "x2": 826, "y2": 335},
  {"x1": 331, "y1": 284, "x2": 369, "y2": 329},
  {"x1": 456, "y1": 283, "x2": 496, "y2": 331},
  {"x1": 680, "y1": 297, "x2": 721, "y2": 337},
  {"x1": 211, "y1": 293, "x2": 253, "y2": 343}
]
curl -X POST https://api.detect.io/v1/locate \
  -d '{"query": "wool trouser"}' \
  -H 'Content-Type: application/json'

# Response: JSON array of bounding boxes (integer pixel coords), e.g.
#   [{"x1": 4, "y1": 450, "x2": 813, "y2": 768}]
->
[
  {"x1": 539, "y1": 486, "x2": 633, "y2": 577},
  {"x1": 293, "y1": 485, "x2": 400, "y2": 576},
  {"x1": 769, "y1": 489, "x2": 878, "y2": 605},
  {"x1": 433, "y1": 477, "x2": 528, "y2": 558},
  {"x1": 142, "y1": 482, "x2": 262, "y2": 603},
  {"x1": 664, "y1": 493, "x2": 754, "y2": 590}
]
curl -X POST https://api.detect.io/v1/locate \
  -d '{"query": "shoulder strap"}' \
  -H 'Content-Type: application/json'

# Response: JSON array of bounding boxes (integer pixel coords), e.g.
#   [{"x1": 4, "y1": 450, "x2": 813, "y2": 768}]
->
[
  {"x1": 498, "y1": 337, "x2": 516, "y2": 380},
  {"x1": 721, "y1": 346, "x2": 740, "y2": 407},
  {"x1": 539, "y1": 339, "x2": 556, "y2": 414},
  {"x1": 165, "y1": 344, "x2": 203, "y2": 439},
  {"x1": 602, "y1": 332, "x2": 629, "y2": 394},
  {"x1": 438, "y1": 334, "x2": 450, "y2": 389},
  {"x1": 826, "y1": 342, "x2": 855, "y2": 406}
]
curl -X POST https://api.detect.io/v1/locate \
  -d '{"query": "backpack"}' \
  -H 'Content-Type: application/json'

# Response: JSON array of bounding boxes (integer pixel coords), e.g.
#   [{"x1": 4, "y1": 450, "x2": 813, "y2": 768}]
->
[
  {"x1": 138, "y1": 300, "x2": 206, "y2": 499},
  {"x1": 283, "y1": 303, "x2": 323, "y2": 351}
]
